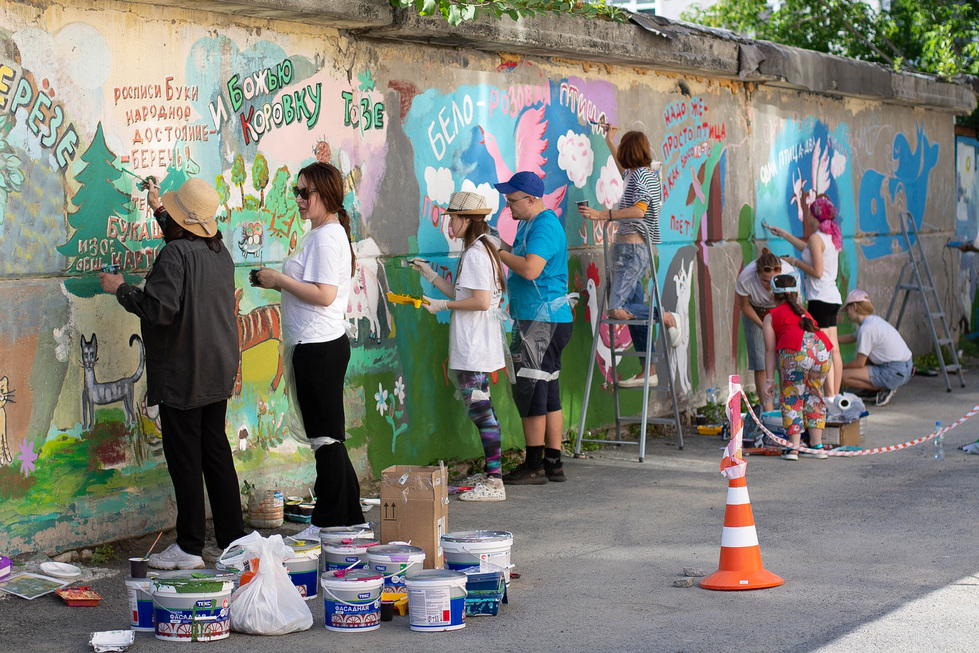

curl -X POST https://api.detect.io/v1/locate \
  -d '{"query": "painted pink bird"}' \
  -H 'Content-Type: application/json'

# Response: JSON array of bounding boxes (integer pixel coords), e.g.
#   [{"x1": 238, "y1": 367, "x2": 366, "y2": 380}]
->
[{"x1": 478, "y1": 105, "x2": 568, "y2": 245}]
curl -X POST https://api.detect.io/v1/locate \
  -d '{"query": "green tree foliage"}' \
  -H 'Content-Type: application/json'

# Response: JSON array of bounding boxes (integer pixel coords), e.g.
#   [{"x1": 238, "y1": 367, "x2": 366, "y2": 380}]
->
[
  {"x1": 390, "y1": 0, "x2": 628, "y2": 26},
  {"x1": 252, "y1": 153, "x2": 269, "y2": 207},
  {"x1": 215, "y1": 174, "x2": 231, "y2": 221},
  {"x1": 231, "y1": 153, "x2": 246, "y2": 206},
  {"x1": 683, "y1": 0, "x2": 978, "y2": 79}
]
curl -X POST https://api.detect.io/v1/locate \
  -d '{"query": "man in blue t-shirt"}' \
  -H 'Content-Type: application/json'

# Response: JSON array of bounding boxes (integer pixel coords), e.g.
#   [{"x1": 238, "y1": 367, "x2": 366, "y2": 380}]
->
[{"x1": 496, "y1": 171, "x2": 573, "y2": 485}]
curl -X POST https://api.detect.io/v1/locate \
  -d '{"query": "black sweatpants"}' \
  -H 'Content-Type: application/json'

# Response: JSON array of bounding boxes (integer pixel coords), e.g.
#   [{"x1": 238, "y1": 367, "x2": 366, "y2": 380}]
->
[
  {"x1": 159, "y1": 399, "x2": 245, "y2": 555},
  {"x1": 293, "y1": 337, "x2": 365, "y2": 528}
]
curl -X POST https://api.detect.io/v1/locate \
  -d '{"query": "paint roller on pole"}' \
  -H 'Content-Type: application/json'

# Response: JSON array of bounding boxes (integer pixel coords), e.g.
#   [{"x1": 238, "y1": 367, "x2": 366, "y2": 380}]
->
[{"x1": 700, "y1": 374, "x2": 783, "y2": 591}]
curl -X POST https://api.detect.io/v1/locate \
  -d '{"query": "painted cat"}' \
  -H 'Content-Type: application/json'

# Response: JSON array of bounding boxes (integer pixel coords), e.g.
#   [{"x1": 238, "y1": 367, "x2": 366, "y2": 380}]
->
[
  {"x1": 80, "y1": 334, "x2": 144, "y2": 429},
  {"x1": 0, "y1": 376, "x2": 13, "y2": 465}
]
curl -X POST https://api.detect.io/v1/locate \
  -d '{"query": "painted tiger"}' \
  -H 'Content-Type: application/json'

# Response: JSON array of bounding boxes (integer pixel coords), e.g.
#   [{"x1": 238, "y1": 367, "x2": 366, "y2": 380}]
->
[{"x1": 234, "y1": 288, "x2": 283, "y2": 394}]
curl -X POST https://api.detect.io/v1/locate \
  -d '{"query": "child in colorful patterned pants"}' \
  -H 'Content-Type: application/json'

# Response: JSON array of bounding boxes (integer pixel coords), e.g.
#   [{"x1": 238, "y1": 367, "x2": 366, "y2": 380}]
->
[{"x1": 762, "y1": 274, "x2": 834, "y2": 460}]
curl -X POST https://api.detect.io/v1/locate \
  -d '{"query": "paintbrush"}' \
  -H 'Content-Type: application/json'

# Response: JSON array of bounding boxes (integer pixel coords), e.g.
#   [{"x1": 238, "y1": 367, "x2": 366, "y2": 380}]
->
[{"x1": 145, "y1": 531, "x2": 163, "y2": 559}]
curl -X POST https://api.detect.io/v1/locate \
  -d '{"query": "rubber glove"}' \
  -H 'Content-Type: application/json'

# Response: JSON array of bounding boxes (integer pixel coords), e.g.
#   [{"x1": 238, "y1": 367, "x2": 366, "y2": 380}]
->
[
  {"x1": 410, "y1": 258, "x2": 438, "y2": 282},
  {"x1": 423, "y1": 297, "x2": 448, "y2": 314}
]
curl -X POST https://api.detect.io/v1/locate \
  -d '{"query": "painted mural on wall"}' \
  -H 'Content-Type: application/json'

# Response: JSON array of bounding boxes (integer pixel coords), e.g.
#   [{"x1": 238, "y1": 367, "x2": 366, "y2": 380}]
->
[
  {"x1": 0, "y1": 1, "x2": 955, "y2": 556},
  {"x1": 955, "y1": 135, "x2": 979, "y2": 332}
]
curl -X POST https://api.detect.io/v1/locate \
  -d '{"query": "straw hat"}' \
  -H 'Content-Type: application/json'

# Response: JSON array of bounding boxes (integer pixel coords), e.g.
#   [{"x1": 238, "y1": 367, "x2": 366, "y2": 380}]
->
[
  {"x1": 441, "y1": 191, "x2": 492, "y2": 215},
  {"x1": 161, "y1": 178, "x2": 220, "y2": 238}
]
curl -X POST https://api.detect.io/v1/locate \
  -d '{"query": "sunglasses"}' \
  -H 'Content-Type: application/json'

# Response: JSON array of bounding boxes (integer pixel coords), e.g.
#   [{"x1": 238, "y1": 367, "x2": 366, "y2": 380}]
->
[
  {"x1": 291, "y1": 185, "x2": 313, "y2": 200},
  {"x1": 505, "y1": 195, "x2": 532, "y2": 206},
  {"x1": 760, "y1": 266, "x2": 782, "y2": 273}
]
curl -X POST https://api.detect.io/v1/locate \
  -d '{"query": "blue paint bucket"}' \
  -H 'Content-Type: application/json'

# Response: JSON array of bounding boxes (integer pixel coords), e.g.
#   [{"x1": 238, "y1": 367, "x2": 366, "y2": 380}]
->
[
  {"x1": 125, "y1": 577, "x2": 154, "y2": 631},
  {"x1": 322, "y1": 538, "x2": 379, "y2": 573},
  {"x1": 441, "y1": 530, "x2": 513, "y2": 586},
  {"x1": 318, "y1": 524, "x2": 375, "y2": 574},
  {"x1": 152, "y1": 573, "x2": 234, "y2": 642},
  {"x1": 285, "y1": 541, "x2": 321, "y2": 600},
  {"x1": 321, "y1": 569, "x2": 383, "y2": 632},
  {"x1": 405, "y1": 569, "x2": 468, "y2": 632},
  {"x1": 367, "y1": 544, "x2": 426, "y2": 596}
]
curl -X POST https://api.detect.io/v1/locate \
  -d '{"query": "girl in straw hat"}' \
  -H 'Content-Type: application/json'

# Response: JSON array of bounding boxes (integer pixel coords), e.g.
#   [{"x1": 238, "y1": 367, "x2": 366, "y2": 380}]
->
[
  {"x1": 252, "y1": 162, "x2": 365, "y2": 539},
  {"x1": 411, "y1": 191, "x2": 508, "y2": 501},
  {"x1": 762, "y1": 273, "x2": 833, "y2": 461},
  {"x1": 100, "y1": 177, "x2": 245, "y2": 569}
]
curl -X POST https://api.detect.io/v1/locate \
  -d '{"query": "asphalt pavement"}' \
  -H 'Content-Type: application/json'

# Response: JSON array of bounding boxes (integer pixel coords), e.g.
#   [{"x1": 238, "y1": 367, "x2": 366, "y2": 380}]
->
[{"x1": 2, "y1": 372, "x2": 978, "y2": 652}]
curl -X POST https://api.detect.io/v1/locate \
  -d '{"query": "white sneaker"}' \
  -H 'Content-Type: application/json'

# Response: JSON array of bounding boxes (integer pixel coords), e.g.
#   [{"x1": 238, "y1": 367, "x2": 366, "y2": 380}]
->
[
  {"x1": 148, "y1": 543, "x2": 205, "y2": 570},
  {"x1": 458, "y1": 477, "x2": 506, "y2": 502},
  {"x1": 619, "y1": 372, "x2": 658, "y2": 388},
  {"x1": 290, "y1": 524, "x2": 322, "y2": 542},
  {"x1": 667, "y1": 312, "x2": 683, "y2": 348},
  {"x1": 454, "y1": 472, "x2": 488, "y2": 487}
]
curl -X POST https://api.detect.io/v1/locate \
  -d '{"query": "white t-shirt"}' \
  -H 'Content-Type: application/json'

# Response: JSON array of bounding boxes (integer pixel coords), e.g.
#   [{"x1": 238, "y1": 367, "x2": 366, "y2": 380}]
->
[
  {"x1": 449, "y1": 239, "x2": 505, "y2": 373},
  {"x1": 856, "y1": 314, "x2": 913, "y2": 364},
  {"x1": 735, "y1": 259, "x2": 797, "y2": 308},
  {"x1": 802, "y1": 231, "x2": 842, "y2": 304},
  {"x1": 280, "y1": 223, "x2": 352, "y2": 346}
]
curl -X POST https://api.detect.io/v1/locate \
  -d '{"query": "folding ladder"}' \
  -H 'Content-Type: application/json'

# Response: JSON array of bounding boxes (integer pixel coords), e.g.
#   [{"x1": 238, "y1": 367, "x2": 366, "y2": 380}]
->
[
  {"x1": 885, "y1": 211, "x2": 965, "y2": 392},
  {"x1": 574, "y1": 220, "x2": 684, "y2": 462}
]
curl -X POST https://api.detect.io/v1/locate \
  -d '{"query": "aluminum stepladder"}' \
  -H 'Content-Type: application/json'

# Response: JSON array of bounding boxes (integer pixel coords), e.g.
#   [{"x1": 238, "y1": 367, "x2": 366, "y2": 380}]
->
[
  {"x1": 574, "y1": 219, "x2": 684, "y2": 462},
  {"x1": 885, "y1": 211, "x2": 965, "y2": 392}
]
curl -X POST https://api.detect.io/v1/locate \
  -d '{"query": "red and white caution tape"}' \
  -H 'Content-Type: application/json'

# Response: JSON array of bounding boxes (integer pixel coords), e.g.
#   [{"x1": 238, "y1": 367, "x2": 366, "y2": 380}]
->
[{"x1": 736, "y1": 389, "x2": 979, "y2": 457}]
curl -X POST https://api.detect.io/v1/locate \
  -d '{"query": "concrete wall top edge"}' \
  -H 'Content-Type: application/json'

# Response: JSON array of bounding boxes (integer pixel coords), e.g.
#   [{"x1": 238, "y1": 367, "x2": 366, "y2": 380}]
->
[{"x1": 139, "y1": 0, "x2": 975, "y2": 112}]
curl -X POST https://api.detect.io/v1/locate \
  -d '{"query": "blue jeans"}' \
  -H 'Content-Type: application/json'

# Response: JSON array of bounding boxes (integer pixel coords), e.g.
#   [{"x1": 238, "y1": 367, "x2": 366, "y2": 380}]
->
[{"x1": 608, "y1": 242, "x2": 654, "y2": 360}]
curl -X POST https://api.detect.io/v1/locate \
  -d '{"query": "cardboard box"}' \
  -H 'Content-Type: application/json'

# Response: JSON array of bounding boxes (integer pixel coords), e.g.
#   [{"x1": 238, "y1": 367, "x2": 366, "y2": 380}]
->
[
  {"x1": 380, "y1": 464, "x2": 448, "y2": 569},
  {"x1": 824, "y1": 419, "x2": 860, "y2": 447}
]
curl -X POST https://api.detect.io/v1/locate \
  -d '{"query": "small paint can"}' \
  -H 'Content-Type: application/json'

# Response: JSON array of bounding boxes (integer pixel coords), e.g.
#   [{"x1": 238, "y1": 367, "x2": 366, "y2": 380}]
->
[
  {"x1": 405, "y1": 569, "x2": 468, "y2": 632},
  {"x1": 321, "y1": 569, "x2": 382, "y2": 632},
  {"x1": 125, "y1": 577, "x2": 155, "y2": 631}
]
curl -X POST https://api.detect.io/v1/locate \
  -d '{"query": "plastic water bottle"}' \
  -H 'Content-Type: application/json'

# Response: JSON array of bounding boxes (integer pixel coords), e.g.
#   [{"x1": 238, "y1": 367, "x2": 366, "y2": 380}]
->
[
  {"x1": 934, "y1": 421, "x2": 945, "y2": 460},
  {"x1": 707, "y1": 387, "x2": 718, "y2": 405}
]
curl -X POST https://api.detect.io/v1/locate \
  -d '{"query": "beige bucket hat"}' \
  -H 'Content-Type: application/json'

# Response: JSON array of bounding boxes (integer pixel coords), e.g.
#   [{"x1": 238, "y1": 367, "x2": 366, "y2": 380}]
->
[{"x1": 161, "y1": 178, "x2": 220, "y2": 238}]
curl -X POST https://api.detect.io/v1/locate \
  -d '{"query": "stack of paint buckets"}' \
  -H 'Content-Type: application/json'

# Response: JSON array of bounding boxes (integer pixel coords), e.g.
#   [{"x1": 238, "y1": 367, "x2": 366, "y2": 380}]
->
[{"x1": 440, "y1": 530, "x2": 512, "y2": 619}]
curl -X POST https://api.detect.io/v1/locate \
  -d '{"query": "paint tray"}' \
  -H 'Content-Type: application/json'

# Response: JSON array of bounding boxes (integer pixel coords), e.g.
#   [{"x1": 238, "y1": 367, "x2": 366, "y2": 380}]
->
[
  {"x1": 460, "y1": 565, "x2": 507, "y2": 616},
  {"x1": 386, "y1": 292, "x2": 429, "y2": 308},
  {"x1": 56, "y1": 586, "x2": 103, "y2": 606}
]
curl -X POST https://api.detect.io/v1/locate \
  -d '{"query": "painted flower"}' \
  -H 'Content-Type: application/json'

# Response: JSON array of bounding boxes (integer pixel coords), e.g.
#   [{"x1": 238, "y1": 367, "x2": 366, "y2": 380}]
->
[
  {"x1": 18, "y1": 440, "x2": 38, "y2": 476},
  {"x1": 595, "y1": 155, "x2": 624, "y2": 209},
  {"x1": 374, "y1": 383, "x2": 389, "y2": 416},
  {"x1": 394, "y1": 376, "x2": 406, "y2": 405},
  {"x1": 557, "y1": 130, "x2": 594, "y2": 189}
]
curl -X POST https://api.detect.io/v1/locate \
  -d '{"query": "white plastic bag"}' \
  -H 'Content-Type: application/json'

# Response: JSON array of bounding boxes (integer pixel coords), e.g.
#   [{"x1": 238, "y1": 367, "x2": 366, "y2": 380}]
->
[{"x1": 228, "y1": 532, "x2": 313, "y2": 635}]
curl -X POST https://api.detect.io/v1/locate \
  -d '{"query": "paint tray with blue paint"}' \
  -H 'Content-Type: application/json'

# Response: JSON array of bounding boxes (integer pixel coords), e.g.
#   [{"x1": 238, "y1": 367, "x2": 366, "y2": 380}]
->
[{"x1": 459, "y1": 564, "x2": 507, "y2": 617}]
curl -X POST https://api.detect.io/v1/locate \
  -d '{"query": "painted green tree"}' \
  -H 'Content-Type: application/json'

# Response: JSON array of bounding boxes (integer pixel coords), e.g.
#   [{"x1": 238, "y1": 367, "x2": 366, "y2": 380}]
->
[
  {"x1": 266, "y1": 166, "x2": 299, "y2": 241},
  {"x1": 57, "y1": 123, "x2": 135, "y2": 297},
  {"x1": 231, "y1": 153, "x2": 246, "y2": 207},
  {"x1": 215, "y1": 174, "x2": 231, "y2": 220},
  {"x1": 252, "y1": 153, "x2": 269, "y2": 207}
]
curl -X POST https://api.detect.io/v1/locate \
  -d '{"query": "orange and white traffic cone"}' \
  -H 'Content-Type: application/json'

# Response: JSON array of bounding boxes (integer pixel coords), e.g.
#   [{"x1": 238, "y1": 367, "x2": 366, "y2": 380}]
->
[{"x1": 700, "y1": 375, "x2": 783, "y2": 591}]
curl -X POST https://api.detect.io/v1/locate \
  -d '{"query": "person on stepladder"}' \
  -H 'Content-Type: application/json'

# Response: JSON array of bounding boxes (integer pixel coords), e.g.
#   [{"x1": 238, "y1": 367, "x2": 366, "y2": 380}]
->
[
  {"x1": 838, "y1": 289, "x2": 914, "y2": 407},
  {"x1": 410, "y1": 191, "x2": 509, "y2": 501},
  {"x1": 495, "y1": 171, "x2": 574, "y2": 485},
  {"x1": 578, "y1": 124, "x2": 682, "y2": 387},
  {"x1": 762, "y1": 274, "x2": 833, "y2": 461}
]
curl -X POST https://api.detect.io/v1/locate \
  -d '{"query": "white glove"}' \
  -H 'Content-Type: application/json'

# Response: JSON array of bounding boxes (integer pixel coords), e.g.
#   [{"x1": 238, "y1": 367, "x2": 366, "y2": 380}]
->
[
  {"x1": 410, "y1": 258, "x2": 438, "y2": 282},
  {"x1": 423, "y1": 297, "x2": 448, "y2": 314}
]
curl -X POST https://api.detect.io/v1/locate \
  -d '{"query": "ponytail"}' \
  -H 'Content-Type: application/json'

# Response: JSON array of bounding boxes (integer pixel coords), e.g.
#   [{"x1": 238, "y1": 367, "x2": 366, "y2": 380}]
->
[
  {"x1": 777, "y1": 292, "x2": 817, "y2": 333},
  {"x1": 337, "y1": 207, "x2": 356, "y2": 276}
]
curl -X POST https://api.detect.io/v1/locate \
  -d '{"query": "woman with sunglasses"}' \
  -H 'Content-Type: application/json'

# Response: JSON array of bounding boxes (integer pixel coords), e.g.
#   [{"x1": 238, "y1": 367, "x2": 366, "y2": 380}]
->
[
  {"x1": 578, "y1": 125, "x2": 681, "y2": 388},
  {"x1": 762, "y1": 273, "x2": 833, "y2": 460},
  {"x1": 252, "y1": 162, "x2": 365, "y2": 540},
  {"x1": 735, "y1": 247, "x2": 796, "y2": 411},
  {"x1": 766, "y1": 197, "x2": 843, "y2": 401}
]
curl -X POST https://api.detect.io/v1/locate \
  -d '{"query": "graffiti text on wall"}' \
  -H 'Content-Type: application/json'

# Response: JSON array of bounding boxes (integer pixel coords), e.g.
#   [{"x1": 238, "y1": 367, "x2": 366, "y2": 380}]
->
[
  {"x1": 0, "y1": 63, "x2": 79, "y2": 168},
  {"x1": 207, "y1": 59, "x2": 322, "y2": 145},
  {"x1": 660, "y1": 96, "x2": 725, "y2": 200}
]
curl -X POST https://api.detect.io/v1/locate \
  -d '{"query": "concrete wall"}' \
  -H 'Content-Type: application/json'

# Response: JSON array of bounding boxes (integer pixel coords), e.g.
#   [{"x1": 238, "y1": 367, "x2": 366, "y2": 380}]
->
[{"x1": 0, "y1": 0, "x2": 972, "y2": 555}]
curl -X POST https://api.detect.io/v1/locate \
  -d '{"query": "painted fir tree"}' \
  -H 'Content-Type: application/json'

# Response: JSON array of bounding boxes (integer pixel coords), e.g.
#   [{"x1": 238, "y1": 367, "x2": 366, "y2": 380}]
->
[{"x1": 57, "y1": 123, "x2": 136, "y2": 297}]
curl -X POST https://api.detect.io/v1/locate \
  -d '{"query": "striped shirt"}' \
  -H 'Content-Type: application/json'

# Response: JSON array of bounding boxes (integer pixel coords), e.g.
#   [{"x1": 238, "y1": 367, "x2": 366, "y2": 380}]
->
[{"x1": 616, "y1": 167, "x2": 662, "y2": 244}]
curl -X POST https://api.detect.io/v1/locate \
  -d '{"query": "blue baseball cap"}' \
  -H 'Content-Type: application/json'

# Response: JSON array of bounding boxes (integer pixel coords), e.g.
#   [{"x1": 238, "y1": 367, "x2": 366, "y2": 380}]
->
[{"x1": 494, "y1": 171, "x2": 545, "y2": 197}]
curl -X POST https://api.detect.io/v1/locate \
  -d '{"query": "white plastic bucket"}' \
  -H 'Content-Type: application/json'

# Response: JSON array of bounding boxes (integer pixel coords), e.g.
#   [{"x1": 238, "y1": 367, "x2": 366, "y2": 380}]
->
[
  {"x1": 125, "y1": 577, "x2": 154, "y2": 632},
  {"x1": 367, "y1": 544, "x2": 426, "y2": 595},
  {"x1": 318, "y1": 525, "x2": 375, "y2": 573},
  {"x1": 152, "y1": 575, "x2": 234, "y2": 642},
  {"x1": 285, "y1": 541, "x2": 321, "y2": 600},
  {"x1": 405, "y1": 569, "x2": 468, "y2": 632},
  {"x1": 322, "y1": 538, "x2": 378, "y2": 573},
  {"x1": 441, "y1": 531, "x2": 513, "y2": 585},
  {"x1": 321, "y1": 569, "x2": 382, "y2": 632}
]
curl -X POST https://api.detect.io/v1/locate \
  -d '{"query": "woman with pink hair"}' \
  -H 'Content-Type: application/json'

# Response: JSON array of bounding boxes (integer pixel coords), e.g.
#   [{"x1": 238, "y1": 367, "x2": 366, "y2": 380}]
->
[{"x1": 766, "y1": 196, "x2": 843, "y2": 401}]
